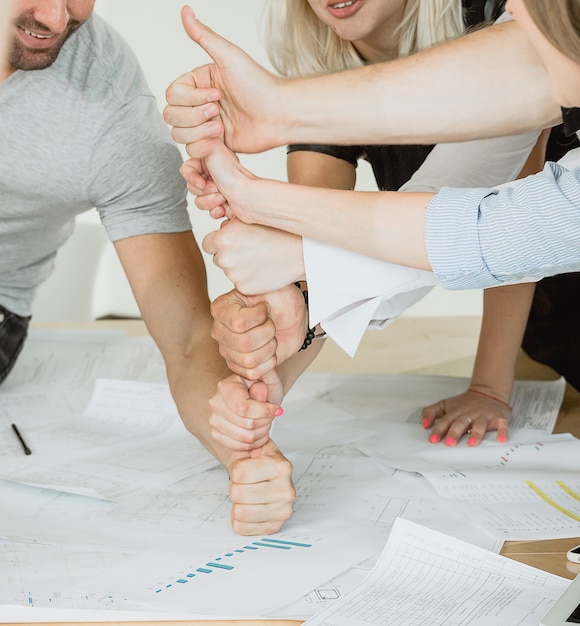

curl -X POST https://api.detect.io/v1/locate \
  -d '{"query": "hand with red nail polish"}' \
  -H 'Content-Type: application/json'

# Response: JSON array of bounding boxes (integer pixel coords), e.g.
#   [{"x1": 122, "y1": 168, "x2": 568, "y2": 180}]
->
[
  {"x1": 422, "y1": 387, "x2": 511, "y2": 447},
  {"x1": 209, "y1": 369, "x2": 284, "y2": 452}
]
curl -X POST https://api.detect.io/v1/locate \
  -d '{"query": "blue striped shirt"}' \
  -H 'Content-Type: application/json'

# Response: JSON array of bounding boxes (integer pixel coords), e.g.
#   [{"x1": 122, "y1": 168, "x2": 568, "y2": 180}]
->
[{"x1": 425, "y1": 155, "x2": 580, "y2": 289}]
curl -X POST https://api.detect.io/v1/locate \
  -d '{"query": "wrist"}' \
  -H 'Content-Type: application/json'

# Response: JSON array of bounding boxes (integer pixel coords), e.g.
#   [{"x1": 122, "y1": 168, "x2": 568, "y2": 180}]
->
[
  {"x1": 277, "y1": 78, "x2": 306, "y2": 147},
  {"x1": 467, "y1": 386, "x2": 512, "y2": 411},
  {"x1": 293, "y1": 282, "x2": 327, "y2": 351},
  {"x1": 294, "y1": 282, "x2": 314, "y2": 351}
]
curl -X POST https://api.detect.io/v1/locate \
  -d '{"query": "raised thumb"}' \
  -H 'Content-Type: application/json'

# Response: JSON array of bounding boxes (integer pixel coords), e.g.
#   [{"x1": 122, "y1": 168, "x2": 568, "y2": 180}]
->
[{"x1": 181, "y1": 5, "x2": 235, "y2": 65}]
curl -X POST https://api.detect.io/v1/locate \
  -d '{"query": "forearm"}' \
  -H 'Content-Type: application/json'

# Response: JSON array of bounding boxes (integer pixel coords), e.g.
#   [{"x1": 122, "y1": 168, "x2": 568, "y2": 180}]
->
[
  {"x1": 276, "y1": 338, "x2": 325, "y2": 396},
  {"x1": 245, "y1": 178, "x2": 432, "y2": 271},
  {"x1": 140, "y1": 289, "x2": 236, "y2": 468},
  {"x1": 279, "y1": 21, "x2": 560, "y2": 147},
  {"x1": 115, "y1": 232, "x2": 236, "y2": 469},
  {"x1": 141, "y1": 301, "x2": 239, "y2": 469},
  {"x1": 470, "y1": 283, "x2": 536, "y2": 400},
  {"x1": 166, "y1": 334, "x2": 237, "y2": 467}
]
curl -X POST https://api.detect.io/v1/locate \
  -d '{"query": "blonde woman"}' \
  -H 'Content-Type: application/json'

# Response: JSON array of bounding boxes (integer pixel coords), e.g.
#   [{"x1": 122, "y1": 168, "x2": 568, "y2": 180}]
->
[
  {"x1": 266, "y1": 0, "x2": 580, "y2": 398},
  {"x1": 264, "y1": 0, "x2": 536, "y2": 198}
]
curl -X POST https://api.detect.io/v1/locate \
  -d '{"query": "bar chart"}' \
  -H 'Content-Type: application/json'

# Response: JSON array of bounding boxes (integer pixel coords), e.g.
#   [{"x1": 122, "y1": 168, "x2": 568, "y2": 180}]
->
[
  {"x1": 156, "y1": 537, "x2": 313, "y2": 593},
  {"x1": 92, "y1": 526, "x2": 382, "y2": 615}
]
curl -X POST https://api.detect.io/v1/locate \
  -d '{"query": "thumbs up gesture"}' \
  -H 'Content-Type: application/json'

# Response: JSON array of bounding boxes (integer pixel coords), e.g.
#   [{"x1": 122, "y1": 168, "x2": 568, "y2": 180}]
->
[{"x1": 164, "y1": 6, "x2": 285, "y2": 157}]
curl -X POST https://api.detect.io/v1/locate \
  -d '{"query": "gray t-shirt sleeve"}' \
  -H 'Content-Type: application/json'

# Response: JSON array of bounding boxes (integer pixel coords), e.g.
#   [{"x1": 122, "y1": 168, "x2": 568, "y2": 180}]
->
[{"x1": 89, "y1": 92, "x2": 190, "y2": 242}]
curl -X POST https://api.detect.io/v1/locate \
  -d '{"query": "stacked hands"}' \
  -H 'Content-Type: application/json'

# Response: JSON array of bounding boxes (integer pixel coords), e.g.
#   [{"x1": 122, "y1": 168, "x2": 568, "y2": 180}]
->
[{"x1": 163, "y1": 7, "x2": 512, "y2": 534}]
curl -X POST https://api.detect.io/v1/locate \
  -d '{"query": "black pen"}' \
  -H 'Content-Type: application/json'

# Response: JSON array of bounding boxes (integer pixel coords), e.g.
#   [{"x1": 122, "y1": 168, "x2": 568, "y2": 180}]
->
[{"x1": 11, "y1": 423, "x2": 32, "y2": 455}]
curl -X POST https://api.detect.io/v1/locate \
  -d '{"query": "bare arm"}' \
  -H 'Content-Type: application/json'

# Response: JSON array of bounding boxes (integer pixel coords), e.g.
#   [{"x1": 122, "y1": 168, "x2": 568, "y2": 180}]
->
[
  {"x1": 472, "y1": 284, "x2": 536, "y2": 402},
  {"x1": 165, "y1": 12, "x2": 560, "y2": 156},
  {"x1": 200, "y1": 143, "x2": 433, "y2": 270},
  {"x1": 195, "y1": 135, "x2": 580, "y2": 289},
  {"x1": 423, "y1": 283, "x2": 535, "y2": 445},
  {"x1": 284, "y1": 21, "x2": 560, "y2": 146},
  {"x1": 422, "y1": 133, "x2": 548, "y2": 445},
  {"x1": 114, "y1": 231, "x2": 236, "y2": 466},
  {"x1": 115, "y1": 231, "x2": 296, "y2": 535},
  {"x1": 287, "y1": 150, "x2": 357, "y2": 189}
]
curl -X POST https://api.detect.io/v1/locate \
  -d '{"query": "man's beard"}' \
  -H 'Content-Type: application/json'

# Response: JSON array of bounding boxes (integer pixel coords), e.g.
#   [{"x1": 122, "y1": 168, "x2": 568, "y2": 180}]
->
[{"x1": 8, "y1": 18, "x2": 82, "y2": 71}]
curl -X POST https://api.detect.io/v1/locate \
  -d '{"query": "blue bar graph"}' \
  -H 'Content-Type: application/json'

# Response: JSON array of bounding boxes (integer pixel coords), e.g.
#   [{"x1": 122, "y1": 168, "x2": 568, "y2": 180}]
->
[
  {"x1": 154, "y1": 534, "x2": 313, "y2": 594},
  {"x1": 252, "y1": 541, "x2": 291, "y2": 550},
  {"x1": 206, "y1": 561, "x2": 235, "y2": 570},
  {"x1": 259, "y1": 538, "x2": 312, "y2": 548}
]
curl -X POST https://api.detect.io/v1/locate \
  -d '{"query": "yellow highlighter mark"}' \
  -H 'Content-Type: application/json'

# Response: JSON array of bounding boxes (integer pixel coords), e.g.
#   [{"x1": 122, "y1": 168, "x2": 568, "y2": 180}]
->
[
  {"x1": 525, "y1": 480, "x2": 580, "y2": 522},
  {"x1": 556, "y1": 481, "x2": 580, "y2": 502}
]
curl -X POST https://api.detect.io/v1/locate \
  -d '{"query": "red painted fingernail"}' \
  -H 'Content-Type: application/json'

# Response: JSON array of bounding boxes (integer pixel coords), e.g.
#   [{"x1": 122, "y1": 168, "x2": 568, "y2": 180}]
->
[
  {"x1": 274, "y1": 407, "x2": 284, "y2": 417},
  {"x1": 422, "y1": 418, "x2": 429, "y2": 429},
  {"x1": 445, "y1": 436, "x2": 455, "y2": 446},
  {"x1": 468, "y1": 437, "x2": 477, "y2": 446},
  {"x1": 498, "y1": 434, "x2": 507, "y2": 443},
  {"x1": 429, "y1": 434, "x2": 440, "y2": 443}
]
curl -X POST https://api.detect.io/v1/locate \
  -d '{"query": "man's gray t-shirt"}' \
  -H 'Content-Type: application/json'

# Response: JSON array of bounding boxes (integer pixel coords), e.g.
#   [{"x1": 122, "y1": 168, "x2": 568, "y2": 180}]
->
[{"x1": 0, "y1": 13, "x2": 191, "y2": 316}]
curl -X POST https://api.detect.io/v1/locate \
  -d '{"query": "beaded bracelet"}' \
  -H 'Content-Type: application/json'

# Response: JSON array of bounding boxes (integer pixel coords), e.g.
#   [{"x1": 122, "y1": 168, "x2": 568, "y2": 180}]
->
[
  {"x1": 467, "y1": 387, "x2": 512, "y2": 411},
  {"x1": 300, "y1": 327, "x2": 316, "y2": 351},
  {"x1": 294, "y1": 282, "x2": 317, "y2": 352}
]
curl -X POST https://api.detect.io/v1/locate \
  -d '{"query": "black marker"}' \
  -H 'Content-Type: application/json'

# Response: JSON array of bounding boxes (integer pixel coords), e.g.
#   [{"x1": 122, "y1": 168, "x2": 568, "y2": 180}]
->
[{"x1": 11, "y1": 423, "x2": 31, "y2": 455}]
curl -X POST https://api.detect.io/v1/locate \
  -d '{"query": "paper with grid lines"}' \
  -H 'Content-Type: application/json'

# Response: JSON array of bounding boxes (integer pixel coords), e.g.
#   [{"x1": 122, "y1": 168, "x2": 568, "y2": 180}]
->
[{"x1": 304, "y1": 518, "x2": 568, "y2": 626}]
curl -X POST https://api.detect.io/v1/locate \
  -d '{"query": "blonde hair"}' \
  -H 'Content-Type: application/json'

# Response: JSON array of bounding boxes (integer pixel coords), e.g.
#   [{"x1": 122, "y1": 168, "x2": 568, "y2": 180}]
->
[
  {"x1": 524, "y1": 0, "x2": 580, "y2": 64},
  {"x1": 264, "y1": 0, "x2": 466, "y2": 77}
]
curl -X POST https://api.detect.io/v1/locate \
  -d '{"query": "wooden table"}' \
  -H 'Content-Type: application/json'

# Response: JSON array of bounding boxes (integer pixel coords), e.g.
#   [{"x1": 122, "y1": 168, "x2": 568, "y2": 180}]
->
[{"x1": 23, "y1": 316, "x2": 579, "y2": 626}]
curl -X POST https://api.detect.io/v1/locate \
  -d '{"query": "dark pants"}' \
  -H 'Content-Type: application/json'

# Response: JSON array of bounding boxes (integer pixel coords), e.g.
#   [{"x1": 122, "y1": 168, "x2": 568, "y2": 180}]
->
[
  {"x1": 522, "y1": 273, "x2": 580, "y2": 392},
  {"x1": 520, "y1": 124, "x2": 580, "y2": 391},
  {"x1": 0, "y1": 305, "x2": 31, "y2": 385}
]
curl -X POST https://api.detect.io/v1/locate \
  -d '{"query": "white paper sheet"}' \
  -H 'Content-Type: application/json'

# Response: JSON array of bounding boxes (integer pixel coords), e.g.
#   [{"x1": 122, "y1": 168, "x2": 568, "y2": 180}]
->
[
  {"x1": 355, "y1": 427, "x2": 580, "y2": 539},
  {"x1": 0, "y1": 331, "x2": 573, "y2": 621},
  {"x1": 0, "y1": 445, "x2": 500, "y2": 616},
  {"x1": 0, "y1": 378, "x2": 219, "y2": 500},
  {"x1": 303, "y1": 518, "x2": 569, "y2": 626},
  {"x1": 85, "y1": 523, "x2": 384, "y2": 616},
  {"x1": 280, "y1": 373, "x2": 564, "y2": 438},
  {"x1": 426, "y1": 468, "x2": 580, "y2": 540},
  {"x1": 2, "y1": 329, "x2": 167, "y2": 401}
]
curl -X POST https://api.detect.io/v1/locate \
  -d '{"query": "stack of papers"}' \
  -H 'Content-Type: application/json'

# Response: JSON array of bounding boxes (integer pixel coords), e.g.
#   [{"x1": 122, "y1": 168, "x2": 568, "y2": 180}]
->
[
  {"x1": 0, "y1": 329, "x2": 576, "y2": 622},
  {"x1": 303, "y1": 518, "x2": 569, "y2": 626}
]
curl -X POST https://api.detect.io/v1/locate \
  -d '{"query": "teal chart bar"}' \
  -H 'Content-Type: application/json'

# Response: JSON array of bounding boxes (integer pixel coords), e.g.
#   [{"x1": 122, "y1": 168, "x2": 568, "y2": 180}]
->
[{"x1": 154, "y1": 535, "x2": 313, "y2": 594}]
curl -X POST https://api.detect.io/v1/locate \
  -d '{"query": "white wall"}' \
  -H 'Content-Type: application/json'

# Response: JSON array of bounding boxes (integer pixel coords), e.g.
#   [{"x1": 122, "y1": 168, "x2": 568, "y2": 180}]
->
[{"x1": 34, "y1": 0, "x2": 482, "y2": 320}]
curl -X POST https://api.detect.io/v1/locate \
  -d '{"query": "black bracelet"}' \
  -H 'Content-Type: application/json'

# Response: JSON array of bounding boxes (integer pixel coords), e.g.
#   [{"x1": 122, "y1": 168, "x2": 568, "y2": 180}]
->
[{"x1": 294, "y1": 282, "x2": 317, "y2": 352}]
